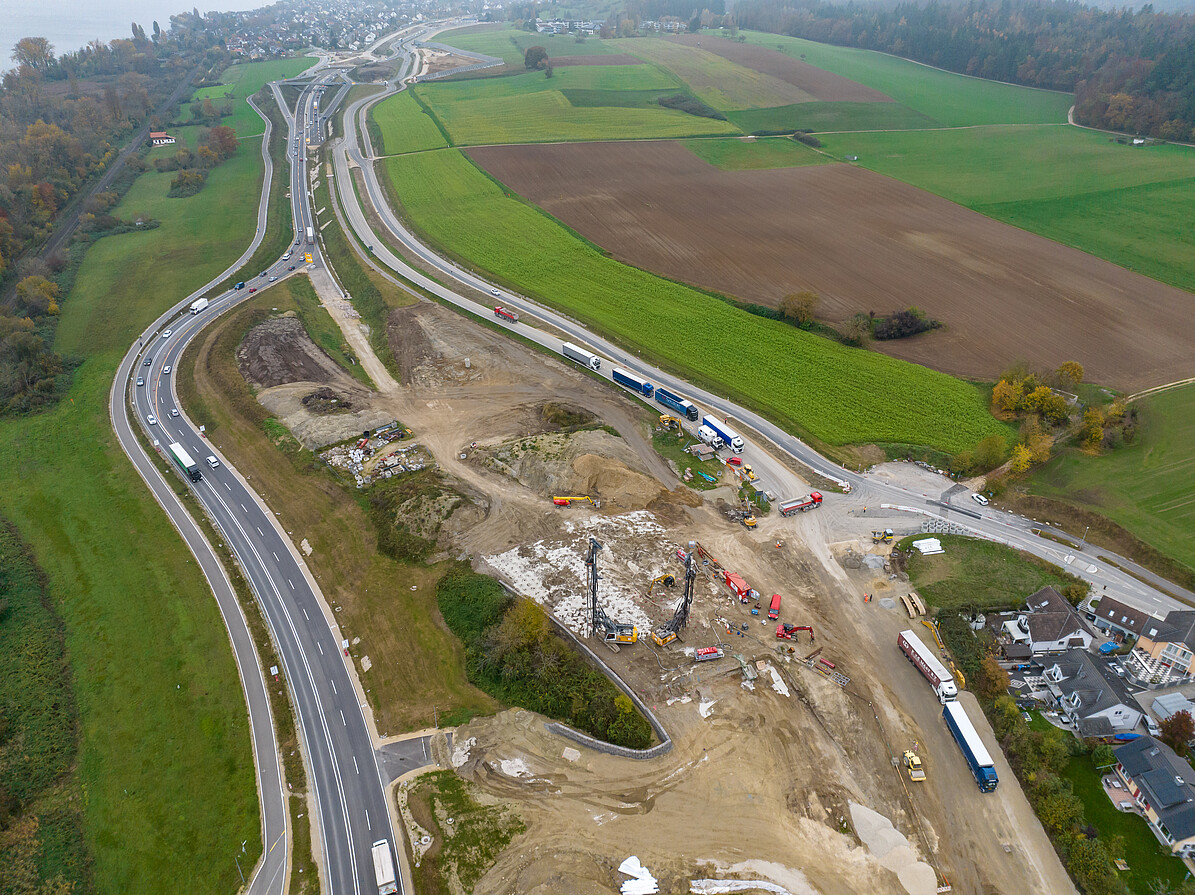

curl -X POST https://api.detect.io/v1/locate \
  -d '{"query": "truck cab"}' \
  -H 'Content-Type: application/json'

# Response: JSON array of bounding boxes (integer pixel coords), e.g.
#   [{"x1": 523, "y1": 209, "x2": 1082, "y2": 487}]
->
[{"x1": 697, "y1": 425, "x2": 724, "y2": 450}]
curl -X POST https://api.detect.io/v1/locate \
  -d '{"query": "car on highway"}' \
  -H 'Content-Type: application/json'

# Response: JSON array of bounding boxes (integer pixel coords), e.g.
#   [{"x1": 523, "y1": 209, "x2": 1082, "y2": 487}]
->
[
  {"x1": 206, "y1": 455, "x2": 220, "y2": 469},
  {"x1": 169, "y1": 409, "x2": 179, "y2": 418},
  {"x1": 143, "y1": 356, "x2": 153, "y2": 366},
  {"x1": 161, "y1": 329, "x2": 172, "y2": 339},
  {"x1": 146, "y1": 414, "x2": 157, "y2": 425},
  {"x1": 260, "y1": 271, "x2": 268, "y2": 278},
  {"x1": 490, "y1": 287, "x2": 500, "y2": 296},
  {"x1": 288, "y1": 265, "x2": 296, "y2": 271},
  {"x1": 972, "y1": 493, "x2": 990, "y2": 506},
  {"x1": 163, "y1": 365, "x2": 172, "y2": 375},
  {"x1": 269, "y1": 276, "x2": 278, "y2": 282},
  {"x1": 136, "y1": 376, "x2": 144, "y2": 386},
  {"x1": 248, "y1": 288, "x2": 257, "y2": 293}
]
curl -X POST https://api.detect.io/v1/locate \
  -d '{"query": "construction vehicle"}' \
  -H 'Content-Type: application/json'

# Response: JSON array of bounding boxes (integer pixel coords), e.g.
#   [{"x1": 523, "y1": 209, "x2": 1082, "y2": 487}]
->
[
  {"x1": 695, "y1": 646, "x2": 724, "y2": 662},
  {"x1": 779, "y1": 492, "x2": 823, "y2": 516},
  {"x1": 742, "y1": 464, "x2": 757, "y2": 482},
  {"x1": 742, "y1": 514, "x2": 757, "y2": 528},
  {"x1": 872, "y1": 529, "x2": 894, "y2": 543},
  {"x1": 659, "y1": 415, "x2": 683, "y2": 430},
  {"x1": 646, "y1": 573, "x2": 676, "y2": 598},
  {"x1": 553, "y1": 495, "x2": 595, "y2": 507},
  {"x1": 585, "y1": 537, "x2": 638, "y2": 644},
  {"x1": 775, "y1": 623, "x2": 814, "y2": 642},
  {"x1": 652, "y1": 543, "x2": 697, "y2": 646},
  {"x1": 903, "y1": 751, "x2": 926, "y2": 782},
  {"x1": 768, "y1": 593, "x2": 782, "y2": 619},
  {"x1": 494, "y1": 306, "x2": 519, "y2": 323}
]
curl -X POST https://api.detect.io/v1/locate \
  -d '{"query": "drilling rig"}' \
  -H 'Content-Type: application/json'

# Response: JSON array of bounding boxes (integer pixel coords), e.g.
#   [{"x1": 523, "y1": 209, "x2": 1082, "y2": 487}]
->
[
  {"x1": 585, "y1": 537, "x2": 638, "y2": 644},
  {"x1": 652, "y1": 542, "x2": 697, "y2": 647}
]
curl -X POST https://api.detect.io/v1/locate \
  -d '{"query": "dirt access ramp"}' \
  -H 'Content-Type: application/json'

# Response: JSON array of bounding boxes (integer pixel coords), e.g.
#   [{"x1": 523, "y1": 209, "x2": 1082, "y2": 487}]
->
[
  {"x1": 470, "y1": 140, "x2": 1195, "y2": 390},
  {"x1": 663, "y1": 33, "x2": 893, "y2": 103}
]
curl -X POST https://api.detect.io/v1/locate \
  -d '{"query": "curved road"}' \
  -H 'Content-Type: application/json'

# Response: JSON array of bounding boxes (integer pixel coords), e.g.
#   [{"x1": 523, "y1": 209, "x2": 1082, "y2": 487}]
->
[
  {"x1": 113, "y1": 61, "x2": 431, "y2": 895},
  {"x1": 331, "y1": 28, "x2": 1192, "y2": 621}
]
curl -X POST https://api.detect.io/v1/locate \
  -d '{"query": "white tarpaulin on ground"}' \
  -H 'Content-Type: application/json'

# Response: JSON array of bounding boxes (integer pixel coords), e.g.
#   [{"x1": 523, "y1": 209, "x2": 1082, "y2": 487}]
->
[
  {"x1": 619, "y1": 856, "x2": 660, "y2": 894},
  {"x1": 912, "y1": 538, "x2": 943, "y2": 556}
]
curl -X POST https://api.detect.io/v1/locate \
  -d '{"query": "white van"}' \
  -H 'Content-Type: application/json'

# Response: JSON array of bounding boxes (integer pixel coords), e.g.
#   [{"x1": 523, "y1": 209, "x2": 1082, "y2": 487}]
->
[
  {"x1": 697, "y1": 425, "x2": 725, "y2": 450},
  {"x1": 972, "y1": 493, "x2": 990, "y2": 506}
]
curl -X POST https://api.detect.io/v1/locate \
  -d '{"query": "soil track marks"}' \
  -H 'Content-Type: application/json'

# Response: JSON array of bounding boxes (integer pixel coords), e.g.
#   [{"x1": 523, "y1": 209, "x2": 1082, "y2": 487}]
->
[
  {"x1": 663, "y1": 33, "x2": 893, "y2": 103},
  {"x1": 470, "y1": 140, "x2": 1195, "y2": 390}
]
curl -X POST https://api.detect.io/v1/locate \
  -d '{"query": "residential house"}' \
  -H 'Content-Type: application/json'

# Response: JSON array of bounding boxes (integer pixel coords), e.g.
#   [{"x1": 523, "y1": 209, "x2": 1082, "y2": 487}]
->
[
  {"x1": 1043, "y1": 648, "x2": 1142, "y2": 735},
  {"x1": 1018, "y1": 586, "x2": 1094, "y2": 655},
  {"x1": 1115, "y1": 736, "x2": 1195, "y2": 856},
  {"x1": 1135, "y1": 610, "x2": 1195, "y2": 679},
  {"x1": 1091, "y1": 595, "x2": 1150, "y2": 640}
]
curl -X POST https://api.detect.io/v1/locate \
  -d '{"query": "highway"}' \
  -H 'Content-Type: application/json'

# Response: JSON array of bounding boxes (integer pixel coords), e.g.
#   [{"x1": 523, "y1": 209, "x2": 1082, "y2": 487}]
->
[
  {"x1": 112, "y1": 59, "x2": 430, "y2": 895},
  {"x1": 329, "y1": 26, "x2": 1193, "y2": 622}
]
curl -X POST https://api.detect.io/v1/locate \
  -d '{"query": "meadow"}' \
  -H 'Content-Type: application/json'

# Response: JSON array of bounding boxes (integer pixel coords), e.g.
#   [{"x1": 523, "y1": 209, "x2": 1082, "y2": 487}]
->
[
  {"x1": 382, "y1": 148, "x2": 1011, "y2": 454},
  {"x1": 683, "y1": 136, "x2": 830, "y2": 169},
  {"x1": 371, "y1": 89, "x2": 449, "y2": 154},
  {"x1": 738, "y1": 29, "x2": 1072, "y2": 126},
  {"x1": 433, "y1": 25, "x2": 629, "y2": 65},
  {"x1": 183, "y1": 56, "x2": 315, "y2": 137},
  {"x1": 726, "y1": 100, "x2": 937, "y2": 133},
  {"x1": 1028, "y1": 384, "x2": 1195, "y2": 581},
  {"x1": 818, "y1": 125, "x2": 1195, "y2": 293},
  {"x1": 0, "y1": 134, "x2": 265, "y2": 894},
  {"x1": 412, "y1": 65, "x2": 741, "y2": 144}
]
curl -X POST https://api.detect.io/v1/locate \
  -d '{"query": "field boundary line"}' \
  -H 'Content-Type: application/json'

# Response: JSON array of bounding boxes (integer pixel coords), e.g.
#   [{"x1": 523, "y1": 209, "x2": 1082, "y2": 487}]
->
[{"x1": 1126, "y1": 377, "x2": 1195, "y2": 403}]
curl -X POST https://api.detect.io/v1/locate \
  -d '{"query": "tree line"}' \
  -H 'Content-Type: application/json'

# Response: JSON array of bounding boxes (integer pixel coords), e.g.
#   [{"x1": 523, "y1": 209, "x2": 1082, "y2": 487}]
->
[{"x1": 731, "y1": 0, "x2": 1195, "y2": 140}]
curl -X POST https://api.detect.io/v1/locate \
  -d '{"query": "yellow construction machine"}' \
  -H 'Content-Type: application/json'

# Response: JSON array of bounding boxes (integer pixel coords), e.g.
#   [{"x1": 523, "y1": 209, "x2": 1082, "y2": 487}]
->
[
  {"x1": 872, "y1": 529, "x2": 894, "y2": 543},
  {"x1": 553, "y1": 495, "x2": 595, "y2": 507},
  {"x1": 646, "y1": 573, "x2": 677, "y2": 598},
  {"x1": 659, "y1": 415, "x2": 683, "y2": 430}
]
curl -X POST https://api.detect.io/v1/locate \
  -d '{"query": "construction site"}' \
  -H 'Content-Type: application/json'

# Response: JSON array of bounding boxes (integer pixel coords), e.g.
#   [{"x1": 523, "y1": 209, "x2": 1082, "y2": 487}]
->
[{"x1": 223, "y1": 293, "x2": 1074, "y2": 894}]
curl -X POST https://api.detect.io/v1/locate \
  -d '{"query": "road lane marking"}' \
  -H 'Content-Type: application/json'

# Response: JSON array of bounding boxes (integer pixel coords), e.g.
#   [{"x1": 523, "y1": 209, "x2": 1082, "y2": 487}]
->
[
  {"x1": 353, "y1": 755, "x2": 359, "y2": 774},
  {"x1": 224, "y1": 481, "x2": 231, "y2": 490},
  {"x1": 241, "y1": 503, "x2": 248, "y2": 511},
  {"x1": 257, "y1": 526, "x2": 264, "y2": 536},
  {"x1": 289, "y1": 579, "x2": 295, "y2": 590},
  {"x1": 273, "y1": 551, "x2": 279, "y2": 561},
  {"x1": 317, "y1": 641, "x2": 323, "y2": 655},
  {"x1": 340, "y1": 710, "x2": 346, "y2": 726},
  {"x1": 330, "y1": 679, "x2": 337, "y2": 694},
  {"x1": 302, "y1": 608, "x2": 309, "y2": 620},
  {"x1": 366, "y1": 809, "x2": 371, "y2": 831}
]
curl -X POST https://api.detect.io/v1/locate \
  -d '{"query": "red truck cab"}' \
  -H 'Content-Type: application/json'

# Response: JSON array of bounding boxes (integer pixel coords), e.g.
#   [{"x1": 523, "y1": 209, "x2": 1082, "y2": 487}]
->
[{"x1": 768, "y1": 594, "x2": 782, "y2": 619}]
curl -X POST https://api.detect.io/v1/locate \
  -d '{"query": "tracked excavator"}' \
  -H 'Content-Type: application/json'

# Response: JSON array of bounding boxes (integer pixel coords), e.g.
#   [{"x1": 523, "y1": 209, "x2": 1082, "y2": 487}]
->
[
  {"x1": 652, "y1": 542, "x2": 697, "y2": 647},
  {"x1": 585, "y1": 537, "x2": 638, "y2": 644}
]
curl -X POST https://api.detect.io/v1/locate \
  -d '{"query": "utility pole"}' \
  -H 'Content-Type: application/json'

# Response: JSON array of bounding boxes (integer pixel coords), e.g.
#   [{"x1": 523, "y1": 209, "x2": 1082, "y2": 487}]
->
[{"x1": 1080, "y1": 525, "x2": 1090, "y2": 551}]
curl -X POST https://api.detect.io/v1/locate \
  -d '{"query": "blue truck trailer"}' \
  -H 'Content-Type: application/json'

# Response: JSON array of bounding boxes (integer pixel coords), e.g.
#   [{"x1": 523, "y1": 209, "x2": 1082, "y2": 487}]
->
[
  {"x1": 943, "y1": 701, "x2": 998, "y2": 792},
  {"x1": 701, "y1": 415, "x2": 745, "y2": 453},
  {"x1": 655, "y1": 387, "x2": 699, "y2": 421},
  {"x1": 612, "y1": 367, "x2": 654, "y2": 398}
]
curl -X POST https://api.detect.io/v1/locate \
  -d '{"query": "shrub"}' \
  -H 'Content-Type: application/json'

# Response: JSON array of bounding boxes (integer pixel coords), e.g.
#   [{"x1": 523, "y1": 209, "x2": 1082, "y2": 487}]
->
[{"x1": 658, "y1": 94, "x2": 727, "y2": 120}]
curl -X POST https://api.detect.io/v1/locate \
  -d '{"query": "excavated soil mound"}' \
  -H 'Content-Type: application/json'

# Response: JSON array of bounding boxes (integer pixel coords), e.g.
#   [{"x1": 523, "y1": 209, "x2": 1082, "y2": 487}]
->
[{"x1": 238, "y1": 315, "x2": 342, "y2": 390}]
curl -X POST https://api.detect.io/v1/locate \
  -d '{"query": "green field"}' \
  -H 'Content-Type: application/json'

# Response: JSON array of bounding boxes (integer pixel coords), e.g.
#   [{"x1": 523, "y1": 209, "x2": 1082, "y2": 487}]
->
[
  {"x1": 629, "y1": 38, "x2": 813, "y2": 111},
  {"x1": 818, "y1": 126, "x2": 1195, "y2": 292},
  {"x1": 437, "y1": 25, "x2": 631, "y2": 65},
  {"x1": 903, "y1": 534, "x2": 1083, "y2": 611},
  {"x1": 184, "y1": 57, "x2": 316, "y2": 136},
  {"x1": 738, "y1": 30, "x2": 1072, "y2": 126},
  {"x1": 1029, "y1": 385, "x2": 1195, "y2": 582},
  {"x1": 726, "y1": 101, "x2": 938, "y2": 133},
  {"x1": 684, "y1": 136, "x2": 831, "y2": 169},
  {"x1": 0, "y1": 114, "x2": 267, "y2": 892},
  {"x1": 383, "y1": 148, "x2": 1010, "y2": 453},
  {"x1": 413, "y1": 66, "x2": 740, "y2": 144},
  {"x1": 371, "y1": 89, "x2": 449, "y2": 154}
]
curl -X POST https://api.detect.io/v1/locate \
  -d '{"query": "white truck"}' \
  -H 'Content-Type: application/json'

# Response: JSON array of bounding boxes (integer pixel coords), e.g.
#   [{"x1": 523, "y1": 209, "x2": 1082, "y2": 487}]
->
[
  {"x1": 697, "y1": 425, "x2": 725, "y2": 450},
  {"x1": 701, "y1": 415, "x2": 745, "y2": 453},
  {"x1": 306, "y1": 225, "x2": 315, "y2": 243},
  {"x1": 371, "y1": 840, "x2": 398, "y2": 895},
  {"x1": 561, "y1": 341, "x2": 601, "y2": 371},
  {"x1": 189, "y1": 297, "x2": 210, "y2": 314}
]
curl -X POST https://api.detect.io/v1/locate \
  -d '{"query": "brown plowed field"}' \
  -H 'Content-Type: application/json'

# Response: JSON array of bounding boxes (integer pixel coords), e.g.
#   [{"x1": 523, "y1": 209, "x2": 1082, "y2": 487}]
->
[
  {"x1": 663, "y1": 33, "x2": 893, "y2": 103},
  {"x1": 469, "y1": 140, "x2": 1195, "y2": 390},
  {"x1": 551, "y1": 54, "x2": 644, "y2": 66}
]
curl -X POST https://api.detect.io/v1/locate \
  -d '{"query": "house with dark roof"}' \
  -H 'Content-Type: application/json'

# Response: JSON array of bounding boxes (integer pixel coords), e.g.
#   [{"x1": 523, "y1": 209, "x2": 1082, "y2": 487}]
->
[
  {"x1": 1043, "y1": 649, "x2": 1142, "y2": 733},
  {"x1": 1018, "y1": 587, "x2": 1094, "y2": 655},
  {"x1": 1115, "y1": 736, "x2": 1195, "y2": 856},
  {"x1": 1092, "y1": 596, "x2": 1151, "y2": 640}
]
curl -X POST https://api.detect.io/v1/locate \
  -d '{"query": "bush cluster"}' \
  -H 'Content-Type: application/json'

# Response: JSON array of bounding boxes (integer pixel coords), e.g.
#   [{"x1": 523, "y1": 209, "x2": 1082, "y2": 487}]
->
[
  {"x1": 657, "y1": 93, "x2": 727, "y2": 120},
  {"x1": 436, "y1": 564, "x2": 653, "y2": 749}
]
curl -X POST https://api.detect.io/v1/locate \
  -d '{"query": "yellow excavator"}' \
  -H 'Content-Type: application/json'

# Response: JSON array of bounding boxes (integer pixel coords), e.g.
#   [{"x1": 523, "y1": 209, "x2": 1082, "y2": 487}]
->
[
  {"x1": 553, "y1": 495, "x2": 595, "y2": 507},
  {"x1": 646, "y1": 573, "x2": 677, "y2": 597},
  {"x1": 659, "y1": 415, "x2": 683, "y2": 430}
]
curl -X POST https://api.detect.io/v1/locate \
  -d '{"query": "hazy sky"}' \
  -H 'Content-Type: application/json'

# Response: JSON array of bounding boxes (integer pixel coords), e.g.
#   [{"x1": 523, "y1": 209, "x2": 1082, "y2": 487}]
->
[{"x1": 3, "y1": 0, "x2": 261, "y2": 69}]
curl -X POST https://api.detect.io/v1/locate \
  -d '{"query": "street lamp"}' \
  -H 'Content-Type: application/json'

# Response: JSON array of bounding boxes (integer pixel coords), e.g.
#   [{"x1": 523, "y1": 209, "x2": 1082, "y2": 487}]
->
[{"x1": 1080, "y1": 525, "x2": 1089, "y2": 551}]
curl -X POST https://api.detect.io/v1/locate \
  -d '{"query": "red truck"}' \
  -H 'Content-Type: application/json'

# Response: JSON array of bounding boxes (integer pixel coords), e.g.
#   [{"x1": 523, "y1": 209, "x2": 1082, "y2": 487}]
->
[
  {"x1": 494, "y1": 306, "x2": 519, "y2": 323},
  {"x1": 778, "y1": 492, "x2": 823, "y2": 516},
  {"x1": 768, "y1": 593, "x2": 782, "y2": 619}
]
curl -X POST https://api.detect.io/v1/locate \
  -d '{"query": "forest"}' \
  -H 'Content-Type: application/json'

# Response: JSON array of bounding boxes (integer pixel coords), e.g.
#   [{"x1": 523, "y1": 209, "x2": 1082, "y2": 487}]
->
[{"x1": 731, "y1": 0, "x2": 1195, "y2": 140}]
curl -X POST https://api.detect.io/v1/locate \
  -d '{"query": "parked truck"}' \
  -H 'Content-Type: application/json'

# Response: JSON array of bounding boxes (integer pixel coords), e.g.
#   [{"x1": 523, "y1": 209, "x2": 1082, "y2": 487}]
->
[
  {"x1": 697, "y1": 425, "x2": 725, "y2": 450},
  {"x1": 654, "y1": 386, "x2": 699, "y2": 421},
  {"x1": 612, "y1": 366, "x2": 654, "y2": 398},
  {"x1": 943, "y1": 701, "x2": 998, "y2": 792},
  {"x1": 768, "y1": 593, "x2": 782, "y2": 619},
  {"x1": 701, "y1": 415, "x2": 745, "y2": 453},
  {"x1": 897, "y1": 629, "x2": 958, "y2": 703},
  {"x1": 778, "y1": 492, "x2": 823, "y2": 516},
  {"x1": 306, "y1": 225, "x2": 315, "y2": 243},
  {"x1": 189, "y1": 297, "x2": 210, "y2": 314},
  {"x1": 371, "y1": 840, "x2": 398, "y2": 895},
  {"x1": 494, "y1": 305, "x2": 519, "y2": 324},
  {"x1": 561, "y1": 341, "x2": 601, "y2": 371}
]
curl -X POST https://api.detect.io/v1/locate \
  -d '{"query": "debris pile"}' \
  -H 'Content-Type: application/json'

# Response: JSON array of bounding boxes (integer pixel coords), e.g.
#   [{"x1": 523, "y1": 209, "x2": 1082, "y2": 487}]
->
[{"x1": 318, "y1": 423, "x2": 430, "y2": 486}]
